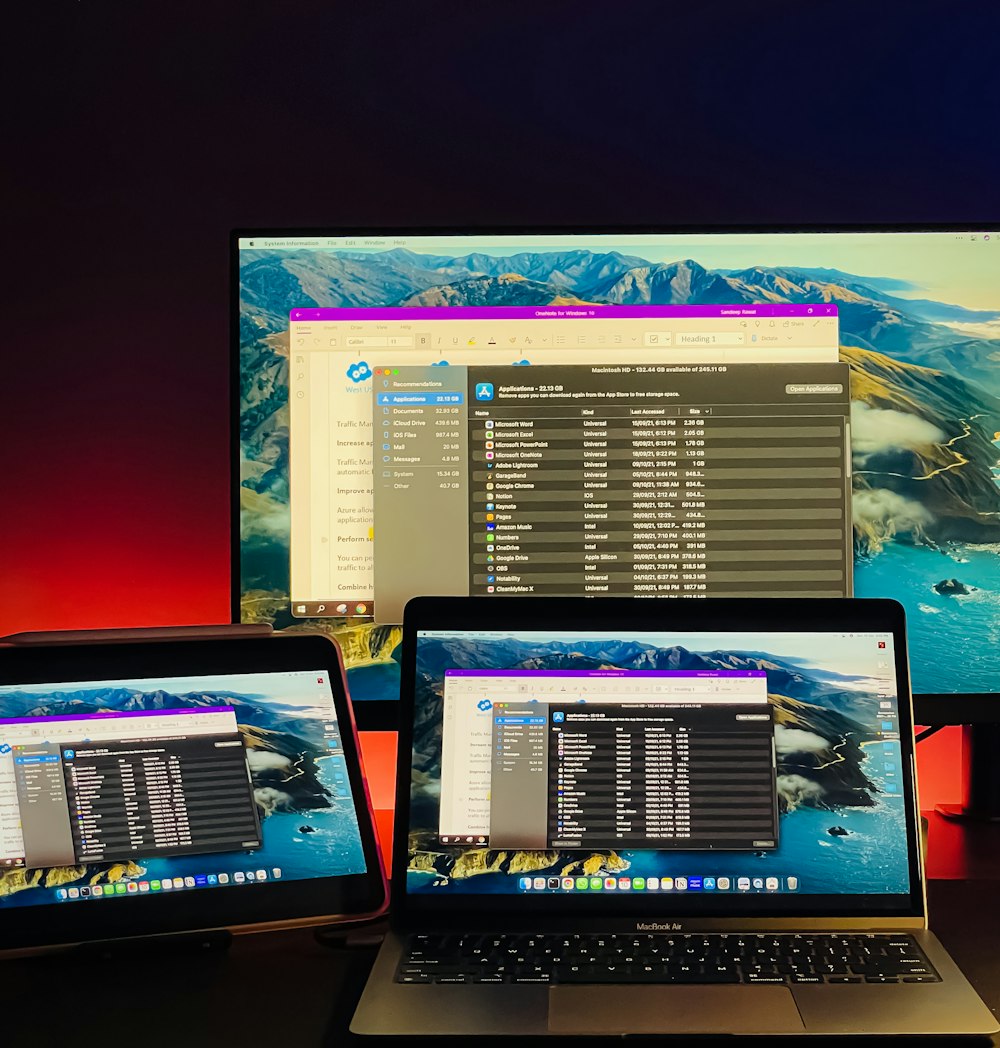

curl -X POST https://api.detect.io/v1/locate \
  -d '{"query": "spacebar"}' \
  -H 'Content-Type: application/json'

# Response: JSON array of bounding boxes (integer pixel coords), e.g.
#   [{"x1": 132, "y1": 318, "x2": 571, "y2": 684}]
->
[{"x1": 554, "y1": 967, "x2": 740, "y2": 984}]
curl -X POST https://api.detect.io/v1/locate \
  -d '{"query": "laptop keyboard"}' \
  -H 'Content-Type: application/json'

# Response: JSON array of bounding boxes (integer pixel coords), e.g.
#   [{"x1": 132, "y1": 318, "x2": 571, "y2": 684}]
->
[{"x1": 397, "y1": 932, "x2": 940, "y2": 985}]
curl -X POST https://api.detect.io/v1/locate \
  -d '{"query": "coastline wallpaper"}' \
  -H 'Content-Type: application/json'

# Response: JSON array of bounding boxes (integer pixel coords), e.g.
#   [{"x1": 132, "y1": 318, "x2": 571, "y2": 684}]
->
[
  {"x1": 0, "y1": 671, "x2": 367, "y2": 907},
  {"x1": 238, "y1": 235, "x2": 1000, "y2": 699},
  {"x1": 406, "y1": 630, "x2": 911, "y2": 896}
]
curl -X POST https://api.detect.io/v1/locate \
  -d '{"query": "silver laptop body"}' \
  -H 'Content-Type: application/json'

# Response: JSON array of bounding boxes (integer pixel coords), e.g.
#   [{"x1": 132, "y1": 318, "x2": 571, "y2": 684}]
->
[{"x1": 352, "y1": 597, "x2": 997, "y2": 1036}]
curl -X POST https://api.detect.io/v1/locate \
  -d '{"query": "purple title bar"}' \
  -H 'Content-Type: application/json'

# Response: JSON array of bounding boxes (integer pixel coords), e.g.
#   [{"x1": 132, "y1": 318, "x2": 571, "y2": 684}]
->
[
  {"x1": 444, "y1": 669, "x2": 766, "y2": 678},
  {"x1": 291, "y1": 304, "x2": 837, "y2": 322},
  {"x1": 0, "y1": 706, "x2": 235, "y2": 727}
]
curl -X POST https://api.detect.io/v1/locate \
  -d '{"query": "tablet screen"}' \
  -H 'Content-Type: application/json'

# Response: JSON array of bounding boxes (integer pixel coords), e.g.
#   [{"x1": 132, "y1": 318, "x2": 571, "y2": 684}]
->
[{"x1": 0, "y1": 668, "x2": 367, "y2": 910}]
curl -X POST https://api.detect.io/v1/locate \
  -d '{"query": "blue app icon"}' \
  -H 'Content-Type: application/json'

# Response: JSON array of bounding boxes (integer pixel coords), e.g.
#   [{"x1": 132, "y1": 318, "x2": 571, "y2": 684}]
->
[
  {"x1": 703, "y1": 877, "x2": 716, "y2": 890},
  {"x1": 475, "y1": 382, "x2": 494, "y2": 401},
  {"x1": 881, "y1": 721, "x2": 894, "y2": 731},
  {"x1": 688, "y1": 877, "x2": 703, "y2": 891},
  {"x1": 476, "y1": 698, "x2": 492, "y2": 712},
  {"x1": 885, "y1": 782, "x2": 898, "y2": 792},
  {"x1": 519, "y1": 877, "x2": 532, "y2": 890},
  {"x1": 207, "y1": 874, "x2": 218, "y2": 886},
  {"x1": 64, "y1": 749, "x2": 75, "y2": 759},
  {"x1": 487, "y1": 575, "x2": 495, "y2": 583},
  {"x1": 553, "y1": 711, "x2": 565, "y2": 722},
  {"x1": 346, "y1": 361, "x2": 372, "y2": 383}
]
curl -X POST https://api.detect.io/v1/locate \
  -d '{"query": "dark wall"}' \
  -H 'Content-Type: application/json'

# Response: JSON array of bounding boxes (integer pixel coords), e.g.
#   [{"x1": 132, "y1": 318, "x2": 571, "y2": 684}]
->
[{"x1": 5, "y1": 2, "x2": 999, "y2": 635}]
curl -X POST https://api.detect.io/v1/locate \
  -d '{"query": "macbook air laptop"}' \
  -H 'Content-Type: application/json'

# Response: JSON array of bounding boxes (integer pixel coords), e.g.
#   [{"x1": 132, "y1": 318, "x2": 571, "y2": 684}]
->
[{"x1": 352, "y1": 596, "x2": 998, "y2": 1036}]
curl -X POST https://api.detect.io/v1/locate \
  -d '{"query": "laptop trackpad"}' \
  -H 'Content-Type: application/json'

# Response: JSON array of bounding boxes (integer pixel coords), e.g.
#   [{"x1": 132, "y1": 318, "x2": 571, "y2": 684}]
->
[{"x1": 548, "y1": 985, "x2": 805, "y2": 1034}]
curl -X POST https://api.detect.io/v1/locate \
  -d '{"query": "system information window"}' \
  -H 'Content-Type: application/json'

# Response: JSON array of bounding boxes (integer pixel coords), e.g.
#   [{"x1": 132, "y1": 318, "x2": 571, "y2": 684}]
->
[
  {"x1": 0, "y1": 708, "x2": 261, "y2": 869},
  {"x1": 438, "y1": 669, "x2": 776, "y2": 851},
  {"x1": 374, "y1": 360, "x2": 852, "y2": 619},
  {"x1": 288, "y1": 304, "x2": 838, "y2": 617}
]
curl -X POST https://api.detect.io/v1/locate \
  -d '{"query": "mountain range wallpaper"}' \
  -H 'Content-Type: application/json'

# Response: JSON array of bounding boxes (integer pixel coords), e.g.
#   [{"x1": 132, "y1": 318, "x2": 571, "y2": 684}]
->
[
  {"x1": 0, "y1": 673, "x2": 367, "y2": 907},
  {"x1": 238, "y1": 238, "x2": 1000, "y2": 699},
  {"x1": 406, "y1": 632, "x2": 911, "y2": 896}
]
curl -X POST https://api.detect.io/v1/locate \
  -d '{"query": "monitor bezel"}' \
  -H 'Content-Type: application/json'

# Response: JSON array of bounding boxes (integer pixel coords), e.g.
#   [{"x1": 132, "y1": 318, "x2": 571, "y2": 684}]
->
[{"x1": 230, "y1": 224, "x2": 999, "y2": 729}]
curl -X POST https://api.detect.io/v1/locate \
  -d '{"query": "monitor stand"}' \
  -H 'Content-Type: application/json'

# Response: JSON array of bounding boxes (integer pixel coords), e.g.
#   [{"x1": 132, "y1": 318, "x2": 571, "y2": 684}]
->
[{"x1": 936, "y1": 723, "x2": 1000, "y2": 822}]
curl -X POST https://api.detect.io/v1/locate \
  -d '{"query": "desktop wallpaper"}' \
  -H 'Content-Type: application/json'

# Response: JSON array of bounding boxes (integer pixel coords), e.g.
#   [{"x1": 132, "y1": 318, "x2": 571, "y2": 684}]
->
[
  {"x1": 238, "y1": 235, "x2": 1000, "y2": 699},
  {"x1": 405, "y1": 630, "x2": 911, "y2": 897},
  {"x1": 0, "y1": 671, "x2": 367, "y2": 908}
]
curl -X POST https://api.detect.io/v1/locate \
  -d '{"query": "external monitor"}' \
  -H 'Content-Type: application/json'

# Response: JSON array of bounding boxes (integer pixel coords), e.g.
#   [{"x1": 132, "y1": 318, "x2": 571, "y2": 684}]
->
[{"x1": 233, "y1": 227, "x2": 1000, "y2": 730}]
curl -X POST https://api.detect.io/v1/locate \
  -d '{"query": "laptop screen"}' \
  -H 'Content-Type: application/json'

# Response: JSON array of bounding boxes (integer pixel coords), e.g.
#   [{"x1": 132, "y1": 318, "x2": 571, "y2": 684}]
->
[
  {"x1": 406, "y1": 626, "x2": 916, "y2": 912},
  {"x1": 0, "y1": 670, "x2": 368, "y2": 909}
]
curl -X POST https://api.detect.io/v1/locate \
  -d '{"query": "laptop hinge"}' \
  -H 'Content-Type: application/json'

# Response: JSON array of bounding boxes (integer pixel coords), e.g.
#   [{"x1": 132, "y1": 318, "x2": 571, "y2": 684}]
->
[{"x1": 388, "y1": 913, "x2": 927, "y2": 934}]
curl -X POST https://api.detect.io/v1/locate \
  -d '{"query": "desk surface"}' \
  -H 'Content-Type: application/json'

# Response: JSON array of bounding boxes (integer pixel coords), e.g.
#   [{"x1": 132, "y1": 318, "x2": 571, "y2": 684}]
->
[{"x1": 1, "y1": 879, "x2": 997, "y2": 1046}]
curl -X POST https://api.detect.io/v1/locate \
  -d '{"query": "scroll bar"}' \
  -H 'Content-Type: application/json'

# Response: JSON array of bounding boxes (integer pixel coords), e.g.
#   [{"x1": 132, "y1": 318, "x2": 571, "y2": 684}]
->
[{"x1": 844, "y1": 421, "x2": 853, "y2": 595}]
